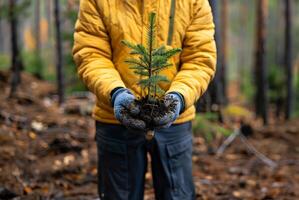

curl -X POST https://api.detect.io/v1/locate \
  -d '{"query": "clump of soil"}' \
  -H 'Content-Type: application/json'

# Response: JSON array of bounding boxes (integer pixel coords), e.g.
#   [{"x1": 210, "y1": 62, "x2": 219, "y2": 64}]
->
[{"x1": 133, "y1": 96, "x2": 177, "y2": 130}]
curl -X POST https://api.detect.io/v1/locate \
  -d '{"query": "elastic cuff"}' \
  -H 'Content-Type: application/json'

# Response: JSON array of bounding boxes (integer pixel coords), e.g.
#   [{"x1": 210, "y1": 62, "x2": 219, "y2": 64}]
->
[
  {"x1": 111, "y1": 87, "x2": 125, "y2": 107},
  {"x1": 169, "y1": 92, "x2": 185, "y2": 114}
]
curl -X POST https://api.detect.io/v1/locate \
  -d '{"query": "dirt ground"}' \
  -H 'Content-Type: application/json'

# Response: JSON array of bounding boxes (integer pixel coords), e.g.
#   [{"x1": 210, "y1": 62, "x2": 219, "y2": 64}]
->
[{"x1": 0, "y1": 72, "x2": 298, "y2": 200}]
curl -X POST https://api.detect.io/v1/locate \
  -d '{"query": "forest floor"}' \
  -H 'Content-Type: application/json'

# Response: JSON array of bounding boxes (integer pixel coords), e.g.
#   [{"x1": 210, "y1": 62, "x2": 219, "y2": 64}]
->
[{"x1": 0, "y1": 72, "x2": 299, "y2": 200}]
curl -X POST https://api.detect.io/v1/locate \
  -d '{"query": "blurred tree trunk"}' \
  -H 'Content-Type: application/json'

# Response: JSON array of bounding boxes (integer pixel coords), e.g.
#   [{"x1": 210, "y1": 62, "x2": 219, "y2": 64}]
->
[
  {"x1": 274, "y1": 0, "x2": 285, "y2": 118},
  {"x1": 34, "y1": 0, "x2": 42, "y2": 78},
  {"x1": 0, "y1": 31, "x2": 3, "y2": 54},
  {"x1": 275, "y1": 0, "x2": 284, "y2": 67},
  {"x1": 254, "y1": 0, "x2": 268, "y2": 124},
  {"x1": 54, "y1": 0, "x2": 65, "y2": 104},
  {"x1": 239, "y1": 1, "x2": 248, "y2": 92},
  {"x1": 220, "y1": 0, "x2": 228, "y2": 104},
  {"x1": 0, "y1": 1, "x2": 3, "y2": 53},
  {"x1": 9, "y1": 0, "x2": 24, "y2": 98},
  {"x1": 197, "y1": 0, "x2": 223, "y2": 122},
  {"x1": 35, "y1": 0, "x2": 41, "y2": 53},
  {"x1": 46, "y1": 0, "x2": 52, "y2": 43},
  {"x1": 284, "y1": 0, "x2": 293, "y2": 120},
  {"x1": 208, "y1": 0, "x2": 222, "y2": 107}
]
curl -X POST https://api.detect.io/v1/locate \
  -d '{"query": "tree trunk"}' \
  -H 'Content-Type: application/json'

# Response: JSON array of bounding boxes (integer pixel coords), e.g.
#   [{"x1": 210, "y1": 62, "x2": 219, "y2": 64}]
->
[
  {"x1": 220, "y1": 0, "x2": 228, "y2": 104},
  {"x1": 9, "y1": 0, "x2": 23, "y2": 98},
  {"x1": 254, "y1": 0, "x2": 268, "y2": 124},
  {"x1": 0, "y1": 1, "x2": 3, "y2": 53},
  {"x1": 209, "y1": 0, "x2": 223, "y2": 109},
  {"x1": 35, "y1": 0, "x2": 41, "y2": 53},
  {"x1": 284, "y1": 0, "x2": 293, "y2": 120},
  {"x1": 46, "y1": 0, "x2": 52, "y2": 44},
  {"x1": 196, "y1": 0, "x2": 223, "y2": 121},
  {"x1": 238, "y1": 1, "x2": 249, "y2": 92},
  {"x1": 196, "y1": 0, "x2": 219, "y2": 113},
  {"x1": 34, "y1": 0, "x2": 42, "y2": 78},
  {"x1": 54, "y1": 0, "x2": 65, "y2": 104}
]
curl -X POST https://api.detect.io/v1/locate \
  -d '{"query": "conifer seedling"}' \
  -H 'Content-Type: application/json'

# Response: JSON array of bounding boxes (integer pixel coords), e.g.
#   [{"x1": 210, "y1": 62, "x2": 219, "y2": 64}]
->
[{"x1": 121, "y1": 12, "x2": 181, "y2": 136}]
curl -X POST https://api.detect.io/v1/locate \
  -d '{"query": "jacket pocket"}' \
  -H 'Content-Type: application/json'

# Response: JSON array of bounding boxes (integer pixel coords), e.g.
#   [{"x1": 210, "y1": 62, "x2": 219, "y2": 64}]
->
[{"x1": 166, "y1": 136, "x2": 193, "y2": 192}]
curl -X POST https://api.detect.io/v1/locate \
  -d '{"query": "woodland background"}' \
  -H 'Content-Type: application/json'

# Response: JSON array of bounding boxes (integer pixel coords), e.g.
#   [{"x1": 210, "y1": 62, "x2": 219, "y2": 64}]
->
[{"x1": 0, "y1": 0, "x2": 299, "y2": 199}]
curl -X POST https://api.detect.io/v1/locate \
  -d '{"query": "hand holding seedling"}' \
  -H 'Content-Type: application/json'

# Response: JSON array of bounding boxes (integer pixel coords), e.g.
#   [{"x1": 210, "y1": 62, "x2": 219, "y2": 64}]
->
[
  {"x1": 152, "y1": 93, "x2": 184, "y2": 129},
  {"x1": 120, "y1": 12, "x2": 182, "y2": 138},
  {"x1": 112, "y1": 88, "x2": 147, "y2": 131}
]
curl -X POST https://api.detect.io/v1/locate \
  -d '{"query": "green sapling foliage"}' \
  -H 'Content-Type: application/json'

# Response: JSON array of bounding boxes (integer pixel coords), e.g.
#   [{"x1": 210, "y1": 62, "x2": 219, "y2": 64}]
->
[{"x1": 121, "y1": 12, "x2": 181, "y2": 102}]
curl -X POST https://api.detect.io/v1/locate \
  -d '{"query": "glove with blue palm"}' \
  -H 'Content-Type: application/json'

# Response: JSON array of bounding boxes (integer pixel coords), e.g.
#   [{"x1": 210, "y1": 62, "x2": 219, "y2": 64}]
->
[
  {"x1": 112, "y1": 88, "x2": 146, "y2": 131},
  {"x1": 153, "y1": 92, "x2": 185, "y2": 129}
]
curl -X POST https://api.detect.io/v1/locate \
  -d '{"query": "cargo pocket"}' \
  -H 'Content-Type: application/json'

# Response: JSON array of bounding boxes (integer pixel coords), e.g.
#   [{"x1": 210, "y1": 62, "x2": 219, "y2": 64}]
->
[
  {"x1": 97, "y1": 136, "x2": 129, "y2": 199},
  {"x1": 166, "y1": 136, "x2": 193, "y2": 194}
]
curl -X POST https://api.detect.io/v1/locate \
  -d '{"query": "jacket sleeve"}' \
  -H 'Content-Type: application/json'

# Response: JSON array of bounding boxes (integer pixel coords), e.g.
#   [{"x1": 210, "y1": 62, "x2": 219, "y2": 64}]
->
[
  {"x1": 72, "y1": 0, "x2": 126, "y2": 106},
  {"x1": 167, "y1": 0, "x2": 217, "y2": 110}
]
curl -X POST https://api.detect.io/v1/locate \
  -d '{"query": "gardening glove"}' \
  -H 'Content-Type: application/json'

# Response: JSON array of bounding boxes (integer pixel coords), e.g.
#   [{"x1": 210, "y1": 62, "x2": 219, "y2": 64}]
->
[
  {"x1": 153, "y1": 92, "x2": 185, "y2": 129},
  {"x1": 112, "y1": 88, "x2": 146, "y2": 131}
]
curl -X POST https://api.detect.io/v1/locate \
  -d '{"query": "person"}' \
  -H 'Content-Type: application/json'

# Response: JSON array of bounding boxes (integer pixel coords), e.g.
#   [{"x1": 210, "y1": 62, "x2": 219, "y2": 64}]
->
[{"x1": 73, "y1": 0, "x2": 216, "y2": 199}]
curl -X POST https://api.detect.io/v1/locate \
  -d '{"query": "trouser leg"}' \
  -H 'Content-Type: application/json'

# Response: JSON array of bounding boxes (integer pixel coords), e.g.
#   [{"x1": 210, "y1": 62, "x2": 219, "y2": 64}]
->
[
  {"x1": 150, "y1": 122, "x2": 196, "y2": 200},
  {"x1": 95, "y1": 121, "x2": 195, "y2": 200},
  {"x1": 95, "y1": 122, "x2": 147, "y2": 200}
]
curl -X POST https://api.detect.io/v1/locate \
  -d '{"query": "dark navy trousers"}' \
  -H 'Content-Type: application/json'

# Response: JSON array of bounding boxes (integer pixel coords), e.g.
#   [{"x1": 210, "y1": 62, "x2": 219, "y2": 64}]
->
[{"x1": 95, "y1": 121, "x2": 195, "y2": 200}]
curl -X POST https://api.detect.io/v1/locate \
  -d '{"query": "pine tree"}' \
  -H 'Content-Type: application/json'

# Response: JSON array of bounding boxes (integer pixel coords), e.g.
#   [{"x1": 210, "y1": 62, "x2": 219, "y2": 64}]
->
[
  {"x1": 122, "y1": 12, "x2": 181, "y2": 102},
  {"x1": 284, "y1": 0, "x2": 293, "y2": 120},
  {"x1": 54, "y1": 0, "x2": 65, "y2": 105},
  {"x1": 9, "y1": 0, "x2": 24, "y2": 97},
  {"x1": 255, "y1": 0, "x2": 268, "y2": 125}
]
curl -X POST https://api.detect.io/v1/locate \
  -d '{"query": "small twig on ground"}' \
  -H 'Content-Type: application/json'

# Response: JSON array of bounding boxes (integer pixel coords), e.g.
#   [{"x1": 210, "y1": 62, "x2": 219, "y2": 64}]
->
[
  {"x1": 216, "y1": 129, "x2": 240, "y2": 157},
  {"x1": 239, "y1": 134, "x2": 278, "y2": 169},
  {"x1": 216, "y1": 128, "x2": 278, "y2": 169}
]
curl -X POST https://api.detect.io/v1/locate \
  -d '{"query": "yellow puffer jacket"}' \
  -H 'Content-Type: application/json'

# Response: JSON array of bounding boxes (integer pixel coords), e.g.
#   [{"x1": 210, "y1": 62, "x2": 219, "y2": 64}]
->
[{"x1": 73, "y1": 0, "x2": 216, "y2": 124}]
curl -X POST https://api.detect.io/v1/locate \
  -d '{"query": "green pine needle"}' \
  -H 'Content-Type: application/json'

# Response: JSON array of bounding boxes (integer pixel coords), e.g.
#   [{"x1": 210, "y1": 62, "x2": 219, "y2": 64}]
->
[{"x1": 121, "y1": 12, "x2": 181, "y2": 100}]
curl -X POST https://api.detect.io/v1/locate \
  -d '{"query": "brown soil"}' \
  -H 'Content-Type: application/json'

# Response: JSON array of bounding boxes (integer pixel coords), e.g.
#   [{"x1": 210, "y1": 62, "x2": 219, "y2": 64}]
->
[{"x1": 134, "y1": 97, "x2": 176, "y2": 130}]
